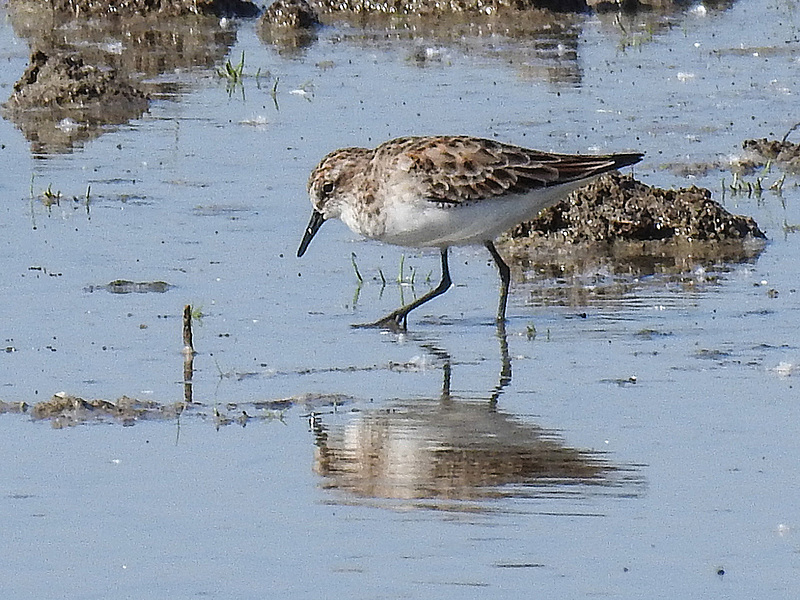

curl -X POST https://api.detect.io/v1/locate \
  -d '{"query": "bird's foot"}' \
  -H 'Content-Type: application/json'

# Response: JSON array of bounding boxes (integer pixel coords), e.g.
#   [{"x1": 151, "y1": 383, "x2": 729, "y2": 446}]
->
[{"x1": 352, "y1": 309, "x2": 408, "y2": 331}]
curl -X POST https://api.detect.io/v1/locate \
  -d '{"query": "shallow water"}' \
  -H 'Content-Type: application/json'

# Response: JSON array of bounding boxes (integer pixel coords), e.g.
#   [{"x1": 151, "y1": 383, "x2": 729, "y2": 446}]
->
[{"x1": 1, "y1": 1, "x2": 800, "y2": 598}]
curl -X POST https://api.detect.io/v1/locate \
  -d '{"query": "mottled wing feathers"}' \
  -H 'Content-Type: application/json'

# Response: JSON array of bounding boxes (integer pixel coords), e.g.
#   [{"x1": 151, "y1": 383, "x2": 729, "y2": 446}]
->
[{"x1": 390, "y1": 136, "x2": 642, "y2": 205}]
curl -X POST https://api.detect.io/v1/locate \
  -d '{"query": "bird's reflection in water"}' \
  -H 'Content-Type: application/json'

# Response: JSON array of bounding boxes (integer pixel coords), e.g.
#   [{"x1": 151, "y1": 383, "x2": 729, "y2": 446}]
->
[{"x1": 312, "y1": 324, "x2": 642, "y2": 509}]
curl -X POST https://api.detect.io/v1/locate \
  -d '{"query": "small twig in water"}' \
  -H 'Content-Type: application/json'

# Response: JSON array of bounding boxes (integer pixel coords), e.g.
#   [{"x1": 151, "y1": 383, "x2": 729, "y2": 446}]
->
[
  {"x1": 351, "y1": 252, "x2": 363, "y2": 283},
  {"x1": 271, "y1": 77, "x2": 280, "y2": 111},
  {"x1": 183, "y1": 304, "x2": 195, "y2": 354}
]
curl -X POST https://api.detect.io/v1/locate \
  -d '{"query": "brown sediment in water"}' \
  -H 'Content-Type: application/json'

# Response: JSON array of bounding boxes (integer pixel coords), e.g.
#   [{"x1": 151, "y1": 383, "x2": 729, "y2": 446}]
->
[
  {"x1": 4, "y1": 49, "x2": 149, "y2": 117},
  {"x1": 501, "y1": 173, "x2": 766, "y2": 305},
  {"x1": 7, "y1": 0, "x2": 259, "y2": 18},
  {"x1": 83, "y1": 280, "x2": 174, "y2": 294},
  {"x1": 19, "y1": 392, "x2": 349, "y2": 428},
  {"x1": 30, "y1": 393, "x2": 185, "y2": 428},
  {"x1": 2, "y1": 49, "x2": 150, "y2": 153},
  {"x1": 510, "y1": 173, "x2": 765, "y2": 244},
  {"x1": 4, "y1": 3, "x2": 238, "y2": 152},
  {"x1": 258, "y1": 0, "x2": 321, "y2": 52},
  {"x1": 742, "y1": 138, "x2": 800, "y2": 174}
]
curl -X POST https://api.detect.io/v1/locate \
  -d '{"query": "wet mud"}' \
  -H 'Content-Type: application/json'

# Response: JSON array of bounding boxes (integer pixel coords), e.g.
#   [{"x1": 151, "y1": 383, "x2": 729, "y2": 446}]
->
[
  {"x1": 2, "y1": 49, "x2": 149, "y2": 151},
  {"x1": 303, "y1": 0, "x2": 708, "y2": 16},
  {"x1": 1, "y1": 0, "x2": 725, "y2": 153},
  {"x1": 29, "y1": 393, "x2": 185, "y2": 428},
  {"x1": 258, "y1": 0, "x2": 321, "y2": 52},
  {"x1": 8, "y1": 0, "x2": 258, "y2": 18},
  {"x1": 512, "y1": 173, "x2": 764, "y2": 243},
  {"x1": 501, "y1": 173, "x2": 766, "y2": 302},
  {"x1": 742, "y1": 137, "x2": 800, "y2": 174},
  {"x1": 0, "y1": 0, "x2": 770, "y2": 406},
  {"x1": 4, "y1": 4, "x2": 237, "y2": 152},
  {"x1": 84, "y1": 280, "x2": 173, "y2": 294},
  {"x1": 1, "y1": 1, "x2": 796, "y2": 597},
  {"x1": 262, "y1": 0, "x2": 321, "y2": 27},
  {"x1": 10, "y1": 391, "x2": 350, "y2": 428}
]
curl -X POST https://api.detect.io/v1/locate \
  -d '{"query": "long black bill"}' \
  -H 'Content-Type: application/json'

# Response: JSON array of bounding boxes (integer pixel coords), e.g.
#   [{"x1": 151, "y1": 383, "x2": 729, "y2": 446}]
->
[{"x1": 297, "y1": 210, "x2": 325, "y2": 257}]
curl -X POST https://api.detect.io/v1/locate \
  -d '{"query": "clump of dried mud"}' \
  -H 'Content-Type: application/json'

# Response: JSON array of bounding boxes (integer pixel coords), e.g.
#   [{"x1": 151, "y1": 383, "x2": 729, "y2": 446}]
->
[
  {"x1": 4, "y1": 50, "x2": 149, "y2": 115},
  {"x1": 9, "y1": 0, "x2": 258, "y2": 18},
  {"x1": 4, "y1": 2, "x2": 238, "y2": 152},
  {"x1": 262, "y1": 0, "x2": 321, "y2": 27},
  {"x1": 258, "y1": 0, "x2": 321, "y2": 51},
  {"x1": 502, "y1": 174, "x2": 766, "y2": 299},
  {"x1": 742, "y1": 138, "x2": 800, "y2": 173},
  {"x1": 511, "y1": 173, "x2": 765, "y2": 243},
  {"x1": 2, "y1": 49, "x2": 150, "y2": 152},
  {"x1": 29, "y1": 393, "x2": 185, "y2": 428}
]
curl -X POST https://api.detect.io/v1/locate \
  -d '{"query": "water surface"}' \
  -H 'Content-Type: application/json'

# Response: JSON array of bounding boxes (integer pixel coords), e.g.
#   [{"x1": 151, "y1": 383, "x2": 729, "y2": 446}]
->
[{"x1": 1, "y1": 1, "x2": 799, "y2": 598}]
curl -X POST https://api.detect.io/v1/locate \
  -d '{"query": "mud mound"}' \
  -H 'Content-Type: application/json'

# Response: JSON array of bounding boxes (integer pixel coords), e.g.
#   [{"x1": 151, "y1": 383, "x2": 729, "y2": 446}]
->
[
  {"x1": 30, "y1": 393, "x2": 185, "y2": 427},
  {"x1": 501, "y1": 174, "x2": 765, "y2": 302},
  {"x1": 262, "y1": 0, "x2": 321, "y2": 27},
  {"x1": 5, "y1": 49, "x2": 148, "y2": 113},
  {"x1": 3, "y1": 49, "x2": 150, "y2": 151},
  {"x1": 742, "y1": 138, "x2": 800, "y2": 173},
  {"x1": 9, "y1": 0, "x2": 259, "y2": 17},
  {"x1": 259, "y1": 0, "x2": 320, "y2": 51},
  {"x1": 308, "y1": 0, "x2": 587, "y2": 14},
  {"x1": 511, "y1": 173, "x2": 765, "y2": 243},
  {"x1": 2, "y1": 49, "x2": 149, "y2": 152}
]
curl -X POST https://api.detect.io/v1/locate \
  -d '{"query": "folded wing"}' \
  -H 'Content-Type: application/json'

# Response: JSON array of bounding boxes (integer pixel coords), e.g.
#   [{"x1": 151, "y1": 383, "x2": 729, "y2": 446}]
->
[{"x1": 397, "y1": 136, "x2": 642, "y2": 205}]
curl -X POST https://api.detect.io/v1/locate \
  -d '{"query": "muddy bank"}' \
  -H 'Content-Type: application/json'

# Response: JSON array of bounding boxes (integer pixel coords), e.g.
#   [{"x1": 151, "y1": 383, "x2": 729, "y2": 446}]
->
[
  {"x1": 9, "y1": 392, "x2": 348, "y2": 428},
  {"x1": 742, "y1": 137, "x2": 800, "y2": 174},
  {"x1": 8, "y1": 0, "x2": 258, "y2": 18},
  {"x1": 500, "y1": 174, "x2": 766, "y2": 300},
  {"x1": 513, "y1": 173, "x2": 765, "y2": 244},
  {"x1": 4, "y1": 5, "x2": 237, "y2": 152},
  {"x1": 304, "y1": 0, "x2": 720, "y2": 15},
  {"x1": 2, "y1": 49, "x2": 149, "y2": 153}
]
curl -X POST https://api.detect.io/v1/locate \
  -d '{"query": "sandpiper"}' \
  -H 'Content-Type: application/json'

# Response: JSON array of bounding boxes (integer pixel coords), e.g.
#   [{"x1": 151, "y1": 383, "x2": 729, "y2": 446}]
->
[{"x1": 298, "y1": 135, "x2": 642, "y2": 329}]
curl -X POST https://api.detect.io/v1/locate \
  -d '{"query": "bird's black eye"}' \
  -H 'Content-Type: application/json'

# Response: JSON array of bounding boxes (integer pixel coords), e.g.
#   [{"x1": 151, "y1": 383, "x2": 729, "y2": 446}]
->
[{"x1": 321, "y1": 182, "x2": 334, "y2": 196}]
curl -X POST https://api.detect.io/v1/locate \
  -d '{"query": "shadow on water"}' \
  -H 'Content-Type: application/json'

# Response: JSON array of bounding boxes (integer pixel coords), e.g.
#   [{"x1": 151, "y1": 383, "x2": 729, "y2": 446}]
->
[{"x1": 311, "y1": 323, "x2": 643, "y2": 511}]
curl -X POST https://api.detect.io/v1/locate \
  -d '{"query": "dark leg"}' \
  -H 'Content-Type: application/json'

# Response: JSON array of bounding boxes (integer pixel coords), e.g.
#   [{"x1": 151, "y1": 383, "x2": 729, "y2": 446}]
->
[
  {"x1": 353, "y1": 248, "x2": 452, "y2": 331},
  {"x1": 484, "y1": 241, "x2": 510, "y2": 323},
  {"x1": 489, "y1": 319, "x2": 512, "y2": 407}
]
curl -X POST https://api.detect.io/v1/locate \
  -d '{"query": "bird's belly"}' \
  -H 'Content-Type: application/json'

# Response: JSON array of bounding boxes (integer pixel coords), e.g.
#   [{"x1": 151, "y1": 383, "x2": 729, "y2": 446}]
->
[{"x1": 379, "y1": 183, "x2": 585, "y2": 248}]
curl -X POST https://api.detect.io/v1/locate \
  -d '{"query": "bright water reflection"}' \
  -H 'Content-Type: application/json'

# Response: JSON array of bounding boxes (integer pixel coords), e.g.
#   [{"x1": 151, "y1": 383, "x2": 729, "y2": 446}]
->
[{"x1": 312, "y1": 328, "x2": 643, "y2": 509}]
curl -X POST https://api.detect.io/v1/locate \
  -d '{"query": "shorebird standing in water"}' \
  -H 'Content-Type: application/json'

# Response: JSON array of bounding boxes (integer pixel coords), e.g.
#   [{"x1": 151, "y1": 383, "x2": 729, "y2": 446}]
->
[{"x1": 298, "y1": 135, "x2": 643, "y2": 330}]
